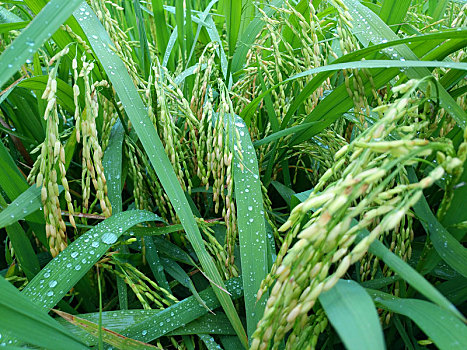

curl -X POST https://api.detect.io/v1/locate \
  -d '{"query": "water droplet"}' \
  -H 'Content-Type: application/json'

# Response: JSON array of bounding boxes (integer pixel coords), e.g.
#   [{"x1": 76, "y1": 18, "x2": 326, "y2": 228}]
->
[
  {"x1": 91, "y1": 241, "x2": 99, "y2": 248},
  {"x1": 71, "y1": 252, "x2": 79, "y2": 258},
  {"x1": 49, "y1": 280, "x2": 57, "y2": 288},
  {"x1": 142, "y1": 330, "x2": 147, "y2": 336},
  {"x1": 44, "y1": 272, "x2": 50, "y2": 278},
  {"x1": 101, "y1": 232, "x2": 118, "y2": 244},
  {"x1": 47, "y1": 291, "x2": 54, "y2": 297}
]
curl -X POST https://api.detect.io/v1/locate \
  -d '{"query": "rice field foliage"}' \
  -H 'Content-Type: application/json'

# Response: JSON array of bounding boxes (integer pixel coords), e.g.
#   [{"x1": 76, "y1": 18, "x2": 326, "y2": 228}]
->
[{"x1": 0, "y1": 0, "x2": 466, "y2": 349}]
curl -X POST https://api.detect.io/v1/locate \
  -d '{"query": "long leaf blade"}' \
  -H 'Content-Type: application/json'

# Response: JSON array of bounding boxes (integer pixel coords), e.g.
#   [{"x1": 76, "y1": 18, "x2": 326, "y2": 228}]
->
[
  {"x1": 228, "y1": 114, "x2": 268, "y2": 339},
  {"x1": 0, "y1": 276, "x2": 88, "y2": 350},
  {"x1": 369, "y1": 290, "x2": 467, "y2": 350},
  {"x1": 21, "y1": 210, "x2": 158, "y2": 312},
  {"x1": 54, "y1": 310, "x2": 158, "y2": 350},
  {"x1": 319, "y1": 280, "x2": 385, "y2": 350},
  {"x1": 75, "y1": 5, "x2": 248, "y2": 346},
  {"x1": 0, "y1": 0, "x2": 83, "y2": 88}
]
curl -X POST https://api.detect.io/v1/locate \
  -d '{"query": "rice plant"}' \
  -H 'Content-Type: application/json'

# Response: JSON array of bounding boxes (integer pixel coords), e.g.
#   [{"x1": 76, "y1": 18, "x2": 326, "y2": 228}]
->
[{"x1": 0, "y1": 0, "x2": 466, "y2": 349}]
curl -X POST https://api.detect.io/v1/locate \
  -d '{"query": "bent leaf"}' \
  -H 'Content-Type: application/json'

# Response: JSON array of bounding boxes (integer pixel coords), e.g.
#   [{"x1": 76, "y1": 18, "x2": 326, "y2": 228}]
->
[{"x1": 320, "y1": 280, "x2": 385, "y2": 350}]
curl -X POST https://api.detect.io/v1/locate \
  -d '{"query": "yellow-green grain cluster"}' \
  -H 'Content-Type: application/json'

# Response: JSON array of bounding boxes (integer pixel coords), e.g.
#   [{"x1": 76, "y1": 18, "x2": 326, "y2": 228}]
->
[
  {"x1": 29, "y1": 48, "x2": 75, "y2": 257},
  {"x1": 77, "y1": 57, "x2": 112, "y2": 217},
  {"x1": 252, "y1": 81, "x2": 455, "y2": 349}
]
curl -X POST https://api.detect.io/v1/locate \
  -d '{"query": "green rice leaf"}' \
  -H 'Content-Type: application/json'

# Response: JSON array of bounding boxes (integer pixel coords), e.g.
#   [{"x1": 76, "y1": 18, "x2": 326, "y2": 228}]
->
[
  {"x1": 102, "y1": 120, "x2": 127, "y2": 309},
  {"x1": 129, "y1": 224, "x2": 184, "y2": 237},
  {"x1": 436, "y1": 277, "x2": 467, "y2": 306},
  {"x1": 153, "y1": 236, "x2": 197, "y2": 266},
  {"x1": 0, "y1": 141, "x2": 47, "y2": 246},
  {"x1": 59, "y1": 310, "x2": 235, "y2": 344},
  {"x1": 145, "y1": 236, "x2": 171, "y2": 292},
  {"x1": 427, "y1": 0, "x2": 449, "y2": 22},
  {"x1": 133, "y1": 0, "x2": 151, "y2": 80},
  {"x1": 120, "y1": 277, "x2": 243, "y2": 343},
  {"x1": 224, "y1": 0, "x2": 241, "y2": 59},
  {"x1": 0, "y1": 0, "x2": 83, "y2": 89},
  {"x1": 0, "y1": 192, "x2": 40, "y2": 280},
  {"x1": 54, "y1": 310, "x2": 158, "y2": 350},
  {"x1": 241, "y1": 59, "x2": 467, "y2": 126},
  {"x1": 167, "y1": 313, "x2": 235, "y2": 336},
  {"x1": 228, "y1": 114, "x2": 268, "y2": 339},
  {"x1": 199, "y1": 334, "x2": 222, "y2": 349},
  {"x1": 20, "y1": 210, "x2": 158, "y2": 312},
  {"x1": 0, "y1": 5, "x2": 24, "y2": 24},
  {"x1": 360, "y1": 228, "x2": 465, "y2": 321},
  {"x1": 0, "y1": 185, "x2": 44, "y2": 228},
  {"x1": 368, "y1": 289, "x2": 467, "y2": 350},
  {"x1": 151, "y1": 0, "x2": 172, "y2": 70},
  {"x1": 319, "y1": 280, "x2": 385, "y2": 350},
  {"x1": 160, "y1": 257, "x2": 211, "y2": 312},
  {"x1": 276, "y1": 28, "x2": 467, "y2": 130},
  {"x1": 18, "y1": 76, "x2": 75, "y2": 114},
  {"x1": 408, "y1": 169, "x2": 467, "y2": 279},
  {"x1": 0, "y1": 20, "x2": 28, "y2": 33},
  {"x1": 75, "y1": 5, "x2": 247, "y2": 346},
  {"x1": 253, "y1": 122, "x2": 318, "y2": 148},
  {"x1": 103, "y1": 120, "x2": 125, "y2": 214},
  {"x1": 379, "y1": 0, "x2": 411, "y2": 31},
  {"x1": 175, "y1": 0, "x2": 186, "y2": 64},
  {"x1": 0, "y1": 276, "x2": 88, "y2": 350}
]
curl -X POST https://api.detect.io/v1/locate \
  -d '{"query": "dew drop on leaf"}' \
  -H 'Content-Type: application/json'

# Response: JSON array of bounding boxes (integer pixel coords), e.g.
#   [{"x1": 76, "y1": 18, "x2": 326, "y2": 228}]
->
[
  {"x1": 101, "y1": 232, "x2": 118, "y2": 244},
  {"x1": 49, "y1": 280, "x2": 57, "y2": 288}
]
